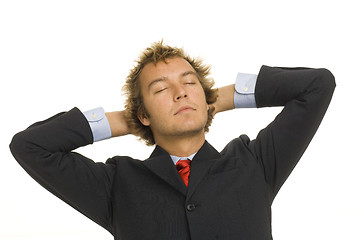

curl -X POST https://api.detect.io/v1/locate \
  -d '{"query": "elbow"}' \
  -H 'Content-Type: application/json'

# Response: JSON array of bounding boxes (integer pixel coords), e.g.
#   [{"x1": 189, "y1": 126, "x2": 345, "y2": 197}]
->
[
  {"x1": 9, "y1": 131, "x2": 27, "y2": 164},
  {"x1": 318, "y1": 68, "x2": 336, "y2": 93},
  {"x1": 10, "y1": 132, "x2": 21, "y2": 158}
]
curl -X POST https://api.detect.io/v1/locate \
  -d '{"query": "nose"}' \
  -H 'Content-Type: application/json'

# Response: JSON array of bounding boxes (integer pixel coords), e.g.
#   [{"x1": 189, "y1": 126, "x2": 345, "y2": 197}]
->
[
  {"x1": 175, "y1": 93, "x2": 187, "y2": 101},
  {"x1": 174, "y1": 84, "x2": 188, "y2": 101}
]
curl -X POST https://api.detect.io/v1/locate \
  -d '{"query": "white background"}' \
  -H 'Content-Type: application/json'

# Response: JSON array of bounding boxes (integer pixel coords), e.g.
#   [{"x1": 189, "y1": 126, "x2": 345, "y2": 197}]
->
[{"x1": 1, "y1": 0, "x2": 360, "y2": 239}]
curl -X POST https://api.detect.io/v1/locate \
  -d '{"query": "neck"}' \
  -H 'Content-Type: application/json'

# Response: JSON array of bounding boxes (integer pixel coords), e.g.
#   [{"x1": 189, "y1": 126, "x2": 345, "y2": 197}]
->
[{"x1": 154, "y1": 132, "x2": 205, "y2": 157}]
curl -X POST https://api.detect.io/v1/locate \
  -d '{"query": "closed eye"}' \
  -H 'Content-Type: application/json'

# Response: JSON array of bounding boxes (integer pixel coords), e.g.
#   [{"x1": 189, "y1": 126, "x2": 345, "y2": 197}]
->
[
  {"x1": 155, "y1": 87, "x2": 167, "y2": 94},
  {"x1": 184, "y1": 80, "x2": 197, "y2": 86}
]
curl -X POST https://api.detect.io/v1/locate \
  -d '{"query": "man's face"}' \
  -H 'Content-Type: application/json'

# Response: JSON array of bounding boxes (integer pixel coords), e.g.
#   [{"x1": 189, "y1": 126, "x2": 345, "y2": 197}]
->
[{"x1": 138, "y1": 57, "x2": 209, "y2": 143}]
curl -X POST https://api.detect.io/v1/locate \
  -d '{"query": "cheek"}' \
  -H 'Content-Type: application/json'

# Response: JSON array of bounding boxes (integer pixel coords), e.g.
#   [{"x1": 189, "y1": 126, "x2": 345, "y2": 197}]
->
[
  {"x1": 195, "y1": 90, "x2": 208, "y2": 108},
  {"x1": 144, "y1": 95, "x2": 171, "y2": 117}
]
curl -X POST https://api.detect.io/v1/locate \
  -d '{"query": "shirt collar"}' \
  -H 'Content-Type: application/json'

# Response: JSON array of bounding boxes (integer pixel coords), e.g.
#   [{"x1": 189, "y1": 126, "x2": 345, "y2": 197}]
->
[{"x1": 170, "y1": 152, "x2": 197, "y2": 165}]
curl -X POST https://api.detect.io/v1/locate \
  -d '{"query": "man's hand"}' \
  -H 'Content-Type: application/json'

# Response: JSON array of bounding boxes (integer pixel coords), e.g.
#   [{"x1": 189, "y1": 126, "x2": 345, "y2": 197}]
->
[
  {"x1": 209, "y1": 84, "x2": 235, "y2": 116},
  {"x1": 105, "y1": 110, "x2": 134, "y2": 137}
]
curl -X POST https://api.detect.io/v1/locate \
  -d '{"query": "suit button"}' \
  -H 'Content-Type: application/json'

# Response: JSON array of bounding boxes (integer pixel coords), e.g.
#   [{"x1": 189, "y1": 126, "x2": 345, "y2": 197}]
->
[{"x1": 186, "y1": 203, "x2": 196, "y2": 211}]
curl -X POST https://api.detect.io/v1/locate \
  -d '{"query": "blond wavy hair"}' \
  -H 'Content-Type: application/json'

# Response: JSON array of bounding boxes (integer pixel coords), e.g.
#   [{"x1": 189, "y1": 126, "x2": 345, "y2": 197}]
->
[{"x1": 123, "y1": 41, "x2": 218, "y2": 146}]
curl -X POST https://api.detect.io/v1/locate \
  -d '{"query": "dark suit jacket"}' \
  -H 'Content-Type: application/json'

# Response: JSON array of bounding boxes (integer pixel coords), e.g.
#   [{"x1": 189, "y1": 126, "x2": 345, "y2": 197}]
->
[{"x1": 10, "y1": 66, "x2": 335, "y2": 239}]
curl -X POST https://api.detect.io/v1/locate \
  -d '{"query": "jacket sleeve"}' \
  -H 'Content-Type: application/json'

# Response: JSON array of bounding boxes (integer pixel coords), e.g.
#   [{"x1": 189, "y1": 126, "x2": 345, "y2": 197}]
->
[
  {"x1": 9, "y1": 107, "x2": 115, "y2": 233},
  {"x1": 249, "y1": 65, "x2": 336, "y2": 197}
]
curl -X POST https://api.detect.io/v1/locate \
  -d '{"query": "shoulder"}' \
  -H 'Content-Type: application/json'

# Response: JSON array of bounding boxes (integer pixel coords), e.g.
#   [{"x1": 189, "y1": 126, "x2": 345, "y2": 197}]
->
[
  {"x1": 104, "y1": 156, "x2": 150, "y2": 180},
  {"x1": 105, "y1": 156, "x2": 144, "y2": 167},
  {"x1": 220, "y1": 135, "x2": 256, "y2": 159}
]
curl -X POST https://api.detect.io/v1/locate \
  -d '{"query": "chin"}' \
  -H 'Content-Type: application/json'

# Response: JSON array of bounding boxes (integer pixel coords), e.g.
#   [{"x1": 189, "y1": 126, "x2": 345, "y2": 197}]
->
[{"x1": 176, "y1": 124, "x2": 206, "y2": 136}]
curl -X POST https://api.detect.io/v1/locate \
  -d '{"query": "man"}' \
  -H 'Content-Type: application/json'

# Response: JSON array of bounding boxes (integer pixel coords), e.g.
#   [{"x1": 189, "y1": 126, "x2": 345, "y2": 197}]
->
[{"x1": 10, "y1": 41, "x2": 335, "y2": 239}]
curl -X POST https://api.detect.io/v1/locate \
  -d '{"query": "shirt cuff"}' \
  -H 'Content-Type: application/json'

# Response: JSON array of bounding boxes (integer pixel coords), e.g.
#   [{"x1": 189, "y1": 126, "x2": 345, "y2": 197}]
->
[
  {"x1": 82, "y1": 107, "x2": 112, "y2": 142},
  {"x1": 234, "y1": 73, "x2": 257, "y2": 108}
]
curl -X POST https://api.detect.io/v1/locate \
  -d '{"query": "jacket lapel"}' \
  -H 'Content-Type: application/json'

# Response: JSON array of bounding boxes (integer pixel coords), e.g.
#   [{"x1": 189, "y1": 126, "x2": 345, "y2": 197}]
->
[
  {"x1": 142, "y1": 141, "x2": 221, "y2": 198},
  {"x1": 187, "y1": 141, "x2": 221, "y2": 200},
  {"x1": 142, "y1": 145, "x2": 187, "y2": 196}
]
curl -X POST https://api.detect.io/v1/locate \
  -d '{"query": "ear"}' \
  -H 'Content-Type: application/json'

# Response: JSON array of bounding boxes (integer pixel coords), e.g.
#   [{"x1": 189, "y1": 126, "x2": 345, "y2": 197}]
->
[{"x1": 137, "y1": 110, "x2": 151, "y2": 126}]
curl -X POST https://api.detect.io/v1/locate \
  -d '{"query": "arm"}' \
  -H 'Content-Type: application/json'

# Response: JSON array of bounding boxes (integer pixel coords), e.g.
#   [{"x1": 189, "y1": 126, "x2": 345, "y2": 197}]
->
[
  {"x1": 83, "y1": 107, "x2": 132, "y2": 140},
  {"x1": 211, "y1": 72, "x2": 258, "y2": 114},
  {"x1": 211, "y1": 84, "x2": 236, "y2": 115},
  {"x1": 211, "y1": 66, "x2": 335, "y2": 197},
  {"x1": 9, "y1": 108, "x2": 115, "y2": 233},
  {"x1": 105, "y1": 110, "x2": 133, "y2": 137},
  {"x1": 251, "y1": 66, "x2": 336, "y2": 196}
]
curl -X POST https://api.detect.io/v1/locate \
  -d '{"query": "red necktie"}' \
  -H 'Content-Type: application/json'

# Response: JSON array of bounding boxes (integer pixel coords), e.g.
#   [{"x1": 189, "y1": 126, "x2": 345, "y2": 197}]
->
[{"x1": 175, "y1": 159, "x2": 191, "y2": 186}]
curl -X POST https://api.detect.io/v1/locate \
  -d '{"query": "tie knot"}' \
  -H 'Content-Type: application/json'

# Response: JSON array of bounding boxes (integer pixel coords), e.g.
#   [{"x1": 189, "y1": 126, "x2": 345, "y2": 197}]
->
[{"x1": 175, "y1": 159, "x2": 191, "y2": 171}]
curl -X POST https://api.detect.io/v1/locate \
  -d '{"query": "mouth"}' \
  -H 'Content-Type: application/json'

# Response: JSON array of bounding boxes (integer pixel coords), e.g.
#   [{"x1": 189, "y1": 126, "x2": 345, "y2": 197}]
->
[{"x1": 174, "y1": 106, "x2": 196, "y2": 115}]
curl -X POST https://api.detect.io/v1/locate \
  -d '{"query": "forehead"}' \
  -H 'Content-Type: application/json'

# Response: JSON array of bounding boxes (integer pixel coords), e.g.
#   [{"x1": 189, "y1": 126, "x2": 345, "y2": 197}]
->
[{"x1": 139, "y1": 57, "x2": 195, "y2": 85}]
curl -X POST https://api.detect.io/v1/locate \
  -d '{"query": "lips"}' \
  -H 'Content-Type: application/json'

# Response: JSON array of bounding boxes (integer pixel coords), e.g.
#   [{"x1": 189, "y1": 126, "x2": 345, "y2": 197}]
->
[{"x1": 174, "y1": 106, "x2": 195, "y2": 115}]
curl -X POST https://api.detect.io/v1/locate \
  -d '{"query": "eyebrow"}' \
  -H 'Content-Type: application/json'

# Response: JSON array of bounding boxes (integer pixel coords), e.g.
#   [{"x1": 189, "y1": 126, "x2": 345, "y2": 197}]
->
[
  {"x1": 147, "y1": 77, "x2": 166, "y2": 91},
  {"x1": 147, "y1": 70, "x2": 197, "y2": 90},
  {"x1": 181, "y1": 70, "x2": 197, "y2": 78}
]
